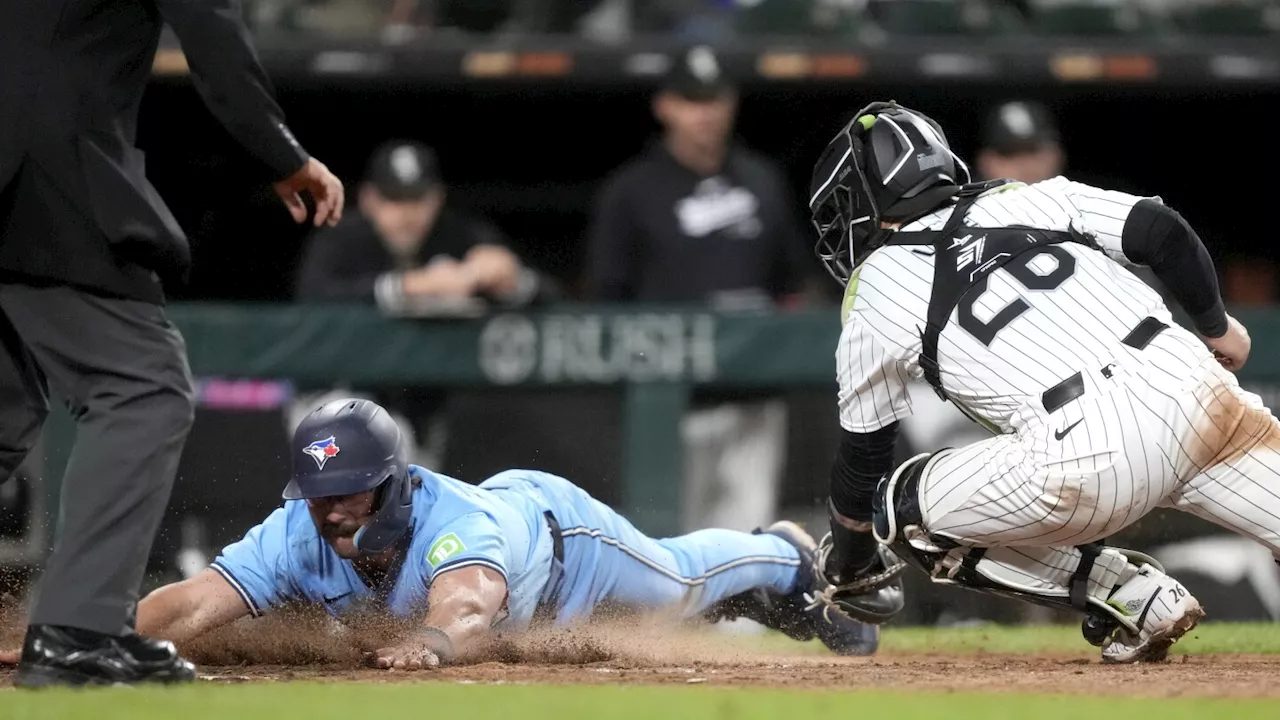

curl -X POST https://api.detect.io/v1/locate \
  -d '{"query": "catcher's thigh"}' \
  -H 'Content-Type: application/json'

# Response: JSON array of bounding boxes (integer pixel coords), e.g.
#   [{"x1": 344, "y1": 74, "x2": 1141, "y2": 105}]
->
[
  {"x1": 1164, "y1": 360, "x2": 1280, "y2": 556},
  {"x1": 919, "y1": 368, "x2": 1178, "y2": 547}
]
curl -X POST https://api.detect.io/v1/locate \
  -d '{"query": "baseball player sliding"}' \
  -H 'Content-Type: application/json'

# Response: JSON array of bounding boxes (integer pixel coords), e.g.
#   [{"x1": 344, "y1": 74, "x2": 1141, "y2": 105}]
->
[
  {"x1": 4, "y1": 398, "x2": 872, "y2": 675},
  {"x1": 803, "y1": 100, "x2": 1264, "y2": 663}
]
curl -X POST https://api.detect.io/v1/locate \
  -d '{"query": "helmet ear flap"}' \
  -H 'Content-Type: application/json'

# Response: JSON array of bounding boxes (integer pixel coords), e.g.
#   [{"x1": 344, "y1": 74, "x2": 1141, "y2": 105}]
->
[{"x1": 352, "y1": 466, "x2": 414, "y2": 555}]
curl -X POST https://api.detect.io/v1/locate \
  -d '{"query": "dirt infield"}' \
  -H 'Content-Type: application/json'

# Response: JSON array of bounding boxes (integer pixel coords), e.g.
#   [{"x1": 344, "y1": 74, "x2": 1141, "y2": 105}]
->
[
  {"x1": 177, "y1": 653, "x2": 1280, "y2": 701},
  {"x1": 4, "y1": 606, "x2": 1280, "y2": 699}
]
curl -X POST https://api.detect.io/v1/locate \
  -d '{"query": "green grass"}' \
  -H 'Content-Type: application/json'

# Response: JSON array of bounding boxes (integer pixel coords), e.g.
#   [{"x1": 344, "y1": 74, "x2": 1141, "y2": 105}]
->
[
  {"x1": 3, "y1": 683, "x2": 1280, "y2": 720},
  {"x1": 719, "y1": 621, "x2": 1280, "y2": 657},
  {"x1": 877, "y1": 621, "x2": 1280, "y2": 655}
]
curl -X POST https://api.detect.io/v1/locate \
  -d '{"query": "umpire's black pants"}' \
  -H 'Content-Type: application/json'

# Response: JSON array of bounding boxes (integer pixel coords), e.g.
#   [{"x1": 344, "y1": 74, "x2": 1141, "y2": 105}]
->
[{"x1": 0, "y1": 284, "x2": 194, "y2": 635}]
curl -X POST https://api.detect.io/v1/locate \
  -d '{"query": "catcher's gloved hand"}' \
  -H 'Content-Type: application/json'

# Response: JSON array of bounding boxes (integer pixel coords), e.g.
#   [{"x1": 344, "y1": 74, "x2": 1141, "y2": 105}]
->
[{"x1": 807, "y1": 537, "x2": 907, "y2": 625}]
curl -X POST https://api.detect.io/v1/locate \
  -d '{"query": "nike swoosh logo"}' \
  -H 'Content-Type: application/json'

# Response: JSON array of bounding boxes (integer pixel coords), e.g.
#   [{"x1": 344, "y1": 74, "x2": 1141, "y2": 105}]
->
[
  {"x1": 1054, "y1": 420, "x2": 1083, "y2": 440},
  {"x1": 322, "y1": 592, "x2": 353, "y2": 604}
]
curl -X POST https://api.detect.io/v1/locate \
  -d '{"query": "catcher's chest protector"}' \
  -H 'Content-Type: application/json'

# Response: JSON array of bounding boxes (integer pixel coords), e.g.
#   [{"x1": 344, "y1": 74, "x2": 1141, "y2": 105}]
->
[{"x1": 882, "y1": 193, "x2": 1093, "y2": 416}]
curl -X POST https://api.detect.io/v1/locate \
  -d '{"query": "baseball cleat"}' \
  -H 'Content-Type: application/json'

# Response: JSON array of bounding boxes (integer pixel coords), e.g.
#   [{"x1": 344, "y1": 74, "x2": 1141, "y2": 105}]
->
[
  {"x1": 703, "y1": 521, "x2": 880, "y2": 656},
  {"x1": 1095, "y1": 564, "x2": 1204, "y2": 664}
]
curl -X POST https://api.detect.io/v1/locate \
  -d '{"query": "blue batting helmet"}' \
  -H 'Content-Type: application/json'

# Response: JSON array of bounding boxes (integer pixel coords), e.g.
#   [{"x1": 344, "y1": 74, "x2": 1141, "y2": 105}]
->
[{"x1": 285, "y1": 398, "x2": 413, "y2": 554}]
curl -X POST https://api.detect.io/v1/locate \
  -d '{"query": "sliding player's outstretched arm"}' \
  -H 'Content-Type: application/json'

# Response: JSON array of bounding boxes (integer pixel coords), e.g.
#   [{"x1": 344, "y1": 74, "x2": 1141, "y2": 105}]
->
[
  {"x1": 136, "y1": 569, "x2": 254, "y2": 644},
  {"x1": 368, "y1": 565, "x2": 508, "y2": 670},
  {"x1": 0, "y1": 569, "x2": 251, "y2": 665}
]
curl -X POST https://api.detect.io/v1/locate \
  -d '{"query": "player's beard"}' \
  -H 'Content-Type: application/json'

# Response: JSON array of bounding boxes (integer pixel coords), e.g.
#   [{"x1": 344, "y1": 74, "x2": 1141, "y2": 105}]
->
[
  {"x1": 324, "y1": 520, "x2": 360, "y2": 538},
  {"x1": 324, "y1": 524, "x2": 364, "y2": 558}
]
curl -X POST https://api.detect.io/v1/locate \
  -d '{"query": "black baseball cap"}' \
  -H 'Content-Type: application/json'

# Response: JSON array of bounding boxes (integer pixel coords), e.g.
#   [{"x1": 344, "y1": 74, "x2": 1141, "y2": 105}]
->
[
  {"x1": 661, "y1": 45, "x2": 735, "y2": 101},
  {"x1": 982, "y1": 101, "x2": 1061, "y2": 155},
  {"x1": 364, "y1": 140, "x2": 442, "y2": 201}
]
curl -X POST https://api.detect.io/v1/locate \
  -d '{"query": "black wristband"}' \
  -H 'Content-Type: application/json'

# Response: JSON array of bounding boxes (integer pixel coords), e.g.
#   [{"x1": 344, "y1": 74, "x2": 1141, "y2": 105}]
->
[{"x1": 827, "y1": 499, "x2": 880, "y2": 581}]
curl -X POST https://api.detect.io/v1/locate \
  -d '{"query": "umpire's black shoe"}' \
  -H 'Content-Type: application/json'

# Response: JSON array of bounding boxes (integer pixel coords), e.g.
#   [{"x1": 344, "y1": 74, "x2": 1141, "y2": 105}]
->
[
  {"x1": 14, "y1": 624, "x2": 197, "y2": 688},
  {"x1": 704, "y1": 522, "x2": 880, "y2": 656}
]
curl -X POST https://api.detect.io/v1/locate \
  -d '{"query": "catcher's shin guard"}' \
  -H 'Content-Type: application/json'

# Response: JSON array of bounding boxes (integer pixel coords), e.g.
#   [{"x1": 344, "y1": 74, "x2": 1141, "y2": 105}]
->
[{"x1": 869, "y1": 449, "x2": 1184, "y2": 643}]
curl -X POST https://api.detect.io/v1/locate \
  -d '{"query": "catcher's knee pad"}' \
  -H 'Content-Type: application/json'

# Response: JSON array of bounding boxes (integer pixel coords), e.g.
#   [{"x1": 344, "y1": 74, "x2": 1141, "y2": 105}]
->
[
  {"x1": 871, "y1": 450, "x2": 954, "y2": 575},
  {"x1": 871, "y1": 450, "x2": 953, "y2": 547}
]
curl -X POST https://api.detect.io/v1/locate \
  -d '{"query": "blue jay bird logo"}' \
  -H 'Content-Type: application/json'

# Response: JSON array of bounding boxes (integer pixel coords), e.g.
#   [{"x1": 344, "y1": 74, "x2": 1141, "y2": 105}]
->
[{"x1": 303, "y1": 436, "x2": 341, "y2": 470}]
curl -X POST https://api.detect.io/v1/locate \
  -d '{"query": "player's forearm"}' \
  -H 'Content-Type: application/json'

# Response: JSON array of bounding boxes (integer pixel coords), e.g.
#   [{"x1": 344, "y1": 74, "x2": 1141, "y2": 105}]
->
[
  {"x1": 410, "y1": 566, "x2": 509, "y2": 664},
  {"x1": 136, "y1": 569, "x2": 252, "y2": 645},
  {"x1": 827, "y1": 424, "x2": 898, "y2": 579},
  {"x1": 419, "y1": 593, "x2": 500, "y2": 663},
  {"x1": 136, "y1": 584, "x2": 215, "y2": 644},
  {"x1": 830, "y1": 424, "x2": 899, "y2": 523},
  {"x1": 1121, "y1": 199, "x2": 1227, "y2": 338}
]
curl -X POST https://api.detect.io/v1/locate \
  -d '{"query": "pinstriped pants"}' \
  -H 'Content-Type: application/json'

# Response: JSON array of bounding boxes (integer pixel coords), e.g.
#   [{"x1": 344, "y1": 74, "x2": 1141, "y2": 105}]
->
[{"x1": 917, "y1": 327, "x2": 1280, "y2": 560}]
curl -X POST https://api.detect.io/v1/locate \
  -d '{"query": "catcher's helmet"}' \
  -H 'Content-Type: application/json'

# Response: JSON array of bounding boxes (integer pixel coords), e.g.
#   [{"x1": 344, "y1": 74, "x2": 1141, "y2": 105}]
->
[
  {"x1": 285, "y1": 398, "x2": 412, "y2": 555},
  {"x1": 809, "y1": 101, "x2": 970, "y2": 284}
]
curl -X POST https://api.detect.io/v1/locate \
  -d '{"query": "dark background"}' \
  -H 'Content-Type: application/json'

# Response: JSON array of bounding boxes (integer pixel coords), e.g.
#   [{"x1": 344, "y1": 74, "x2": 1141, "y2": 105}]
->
[{"x1": 137, "y1": 78, "x2": 1279, "y2": 303}]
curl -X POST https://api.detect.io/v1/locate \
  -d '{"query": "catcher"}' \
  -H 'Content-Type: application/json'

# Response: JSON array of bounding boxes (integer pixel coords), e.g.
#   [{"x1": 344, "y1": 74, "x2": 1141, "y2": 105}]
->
[{"x1": 4, "y1": 398, "x2": 876, "y2": 676}]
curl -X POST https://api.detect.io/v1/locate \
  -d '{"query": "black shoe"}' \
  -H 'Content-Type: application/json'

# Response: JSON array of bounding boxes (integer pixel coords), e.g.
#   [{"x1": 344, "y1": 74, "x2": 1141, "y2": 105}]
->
[
  {"x1": 14, "y1": 624, "x2": 197, "y2": 688},
  {"x1": 704, "y1": 521, "x2": 880, "y2": 656}
]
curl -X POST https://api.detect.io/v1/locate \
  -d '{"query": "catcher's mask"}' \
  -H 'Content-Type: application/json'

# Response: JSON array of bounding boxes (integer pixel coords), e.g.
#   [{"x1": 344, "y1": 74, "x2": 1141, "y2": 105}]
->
[
  {"x1": 285, "y1": 398, "x2": 413, "y2": 555},
  {"x1": 808, "y1": 101, "x2": 970, "y2": 285}
]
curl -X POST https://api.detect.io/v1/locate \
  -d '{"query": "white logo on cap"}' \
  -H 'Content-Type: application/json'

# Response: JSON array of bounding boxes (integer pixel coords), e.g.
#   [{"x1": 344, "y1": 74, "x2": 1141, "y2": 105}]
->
[
  {"x1": 1000, "y1": 103, "x2": 1035, "y2": 138},
  {"x1": 687, "y1": 46, "x2": 720, "y2": 83},
  {"x1": 389, "y1": 146, "x2": 422, "y2": 183}
]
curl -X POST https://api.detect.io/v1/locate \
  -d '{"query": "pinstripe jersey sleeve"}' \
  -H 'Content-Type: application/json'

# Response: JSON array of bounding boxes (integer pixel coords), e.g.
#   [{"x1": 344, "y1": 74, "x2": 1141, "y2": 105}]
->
[
  {"x1": 1039, "y1": 177, "x2": 1160, "y2": 267},
  {"x1": 835, "y1": 310, "x2": 915, "y2": 433}
]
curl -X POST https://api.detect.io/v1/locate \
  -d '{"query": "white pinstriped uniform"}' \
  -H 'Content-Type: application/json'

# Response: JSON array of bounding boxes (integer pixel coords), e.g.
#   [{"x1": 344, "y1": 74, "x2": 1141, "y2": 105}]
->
[{"x1": 837, "y1": 176, "x2": 1280, "y2": 564}]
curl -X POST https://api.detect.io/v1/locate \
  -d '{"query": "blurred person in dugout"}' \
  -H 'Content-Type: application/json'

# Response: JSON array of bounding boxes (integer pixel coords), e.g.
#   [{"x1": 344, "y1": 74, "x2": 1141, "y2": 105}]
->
[
  {"x1": 292, "y1": 139, "x2": 556, "y2": 469},
  {"x1": 586, "y1": 45, "x2": 826, "y2": 535}
]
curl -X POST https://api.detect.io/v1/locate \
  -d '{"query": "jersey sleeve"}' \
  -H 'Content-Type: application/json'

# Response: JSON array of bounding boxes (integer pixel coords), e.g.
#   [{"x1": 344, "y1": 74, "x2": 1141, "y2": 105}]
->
[
  {"x1": 836, "y1": 311, "x2": 914, "y2": 433},
  {"x1": 421, "y1": 512, "x2": 510, "y2": 583},
  {"x1": 210, "y1": 507, "x2": 297, "y2": 617},
  {"x1": 1053, "y1": 178, "x2": 1160, "y2": 267}
]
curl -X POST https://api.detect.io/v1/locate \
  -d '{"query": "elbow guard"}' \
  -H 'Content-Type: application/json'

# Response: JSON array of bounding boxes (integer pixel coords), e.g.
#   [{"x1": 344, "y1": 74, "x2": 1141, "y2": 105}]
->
[
  {"x1": 1121, "y1": 199, "x2": 1226, "y2": 337},
  {"x1": 1120, "y1": 199, "x2": 1190, "y2": 266}
]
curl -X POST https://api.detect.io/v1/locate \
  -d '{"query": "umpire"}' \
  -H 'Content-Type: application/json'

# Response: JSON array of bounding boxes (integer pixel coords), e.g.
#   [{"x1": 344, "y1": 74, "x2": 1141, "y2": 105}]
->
[{"x1": 0, "y1": 0, "x2": 343, "y2": 688}]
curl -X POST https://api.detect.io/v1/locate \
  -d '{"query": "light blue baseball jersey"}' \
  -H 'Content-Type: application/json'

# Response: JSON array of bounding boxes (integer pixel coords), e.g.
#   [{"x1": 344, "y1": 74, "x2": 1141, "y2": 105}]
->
[
  {"x1": 211, "y1": 465, "x2": 556, "y2": 629},
  {"x1": 211, "y1": 466, "x2": 802, "y2": 634}
]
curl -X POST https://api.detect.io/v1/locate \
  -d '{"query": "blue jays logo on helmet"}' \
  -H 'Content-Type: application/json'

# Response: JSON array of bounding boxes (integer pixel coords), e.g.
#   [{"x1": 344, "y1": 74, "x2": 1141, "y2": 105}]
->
[{"x1": 303, "y1": 436, "x2": 341, "y2": 470}]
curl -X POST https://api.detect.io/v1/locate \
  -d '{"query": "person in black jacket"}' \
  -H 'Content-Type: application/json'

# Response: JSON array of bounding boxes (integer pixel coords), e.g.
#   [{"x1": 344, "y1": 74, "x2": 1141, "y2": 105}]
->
[
  {"x1": 296, "y1": 140, "x2": 547, "y2": 312},
  {"x1": 585, "y1": 46, "x2": 825, "y2": 539},
  {"x1": 0, "y1": 0, "x2": 344, "y2": 687},
  {"x1": 293, "y1": 140, "x2": 552, "y2": 473}
]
